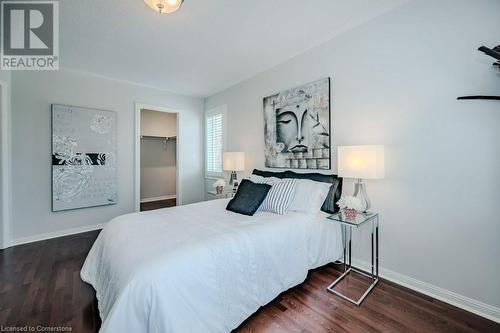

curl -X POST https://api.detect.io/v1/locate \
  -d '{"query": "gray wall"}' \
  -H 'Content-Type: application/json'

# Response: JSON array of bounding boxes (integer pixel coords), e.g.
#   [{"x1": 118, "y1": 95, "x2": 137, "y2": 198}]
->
[
  {"x1": 0, "y1": 70, "x2": 11, "y2": 249},
  {"x1": 140, "y1": 139, "x2": 177, "y2": 200},
  {"x1": 141, "y1": 109, "x2": 177, "y2": 137},
  {"x1": 205, "y1": 0, "x2": 500, "y2": 309},
  {"x1": 10, "y1": 69, "x2": 204, "y2": 241}
]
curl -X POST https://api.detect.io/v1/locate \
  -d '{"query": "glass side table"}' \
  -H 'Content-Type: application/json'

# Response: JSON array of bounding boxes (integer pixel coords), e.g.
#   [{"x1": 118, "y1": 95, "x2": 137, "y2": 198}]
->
[
  {"x1": 326, "y1": 212, "x2": 379, "y2": 305},
  {"x1": 206, "y1": 190, "x2": 235, "y2": 200}
]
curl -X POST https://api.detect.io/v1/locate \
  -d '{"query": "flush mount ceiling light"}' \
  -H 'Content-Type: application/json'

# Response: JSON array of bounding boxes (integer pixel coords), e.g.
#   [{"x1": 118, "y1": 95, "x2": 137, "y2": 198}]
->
[{"x1": 144, "y1": 0, "x2": 184, "y2": 14}]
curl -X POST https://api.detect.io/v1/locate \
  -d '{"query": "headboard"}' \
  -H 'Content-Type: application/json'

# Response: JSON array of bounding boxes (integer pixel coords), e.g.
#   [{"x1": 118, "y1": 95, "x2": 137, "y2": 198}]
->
[{"x1": 252, "y1": 169, "x2": 343, "y2": 213}]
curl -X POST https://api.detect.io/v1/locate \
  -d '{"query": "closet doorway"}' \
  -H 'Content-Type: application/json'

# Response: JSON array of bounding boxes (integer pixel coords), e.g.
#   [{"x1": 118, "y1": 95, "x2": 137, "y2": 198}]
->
[{"x1": 135, "y1": 105, "x2": 180, "y2": 212}]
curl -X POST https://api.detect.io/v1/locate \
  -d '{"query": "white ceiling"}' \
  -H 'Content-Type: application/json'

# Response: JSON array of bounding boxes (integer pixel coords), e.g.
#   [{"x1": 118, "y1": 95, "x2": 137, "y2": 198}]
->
[{"x1": 60, "y1": 0, "x2": 405, "y2": 97}]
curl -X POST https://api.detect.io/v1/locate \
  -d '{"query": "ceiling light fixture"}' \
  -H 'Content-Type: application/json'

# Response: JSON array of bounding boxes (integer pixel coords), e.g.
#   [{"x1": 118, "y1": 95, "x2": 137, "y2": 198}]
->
[{"x1": 144, "y1": 0, "x2": 184, "y2": 14}]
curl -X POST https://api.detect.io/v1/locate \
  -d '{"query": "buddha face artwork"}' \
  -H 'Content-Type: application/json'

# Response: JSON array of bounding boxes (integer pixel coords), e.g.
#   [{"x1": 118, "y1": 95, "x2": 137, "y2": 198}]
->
[{"x1": 263, "y1": 78, "x2": 331, "y2": 169}]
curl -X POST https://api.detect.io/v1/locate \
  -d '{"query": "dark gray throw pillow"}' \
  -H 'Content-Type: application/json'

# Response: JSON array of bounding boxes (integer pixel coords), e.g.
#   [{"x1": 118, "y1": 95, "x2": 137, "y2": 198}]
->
[{"x1": 226, "y1": 179, "x2": 272, "y2": 216}]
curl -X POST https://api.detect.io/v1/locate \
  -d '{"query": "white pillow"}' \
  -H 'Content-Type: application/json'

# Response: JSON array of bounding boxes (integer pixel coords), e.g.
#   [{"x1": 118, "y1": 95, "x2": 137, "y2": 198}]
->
[
  {"x1": 259, "y1": 178, "x2": 297, "y2": 215},
  {"x1": 288, "y1": 179, "x2": 331, "y2": 215},
  {"x1": 247, "y1": 175, "x2": 297, "y2": 215}
]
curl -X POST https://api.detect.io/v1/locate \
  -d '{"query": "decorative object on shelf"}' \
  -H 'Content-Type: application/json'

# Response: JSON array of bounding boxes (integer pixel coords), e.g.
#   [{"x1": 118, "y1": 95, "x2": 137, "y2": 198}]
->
[
  {"x1": 337, "y1": 196, "x2": 363, "y2": 220},
  {"x1": 457, "y1": 44, "x2": 500, "y2": 101},
  {"x1": 343, "y1": 208, "x2": 357, "y2": 220},
  {"x1": 338, "y1": 145, "x2": 385, "y2": 213},
  {"x1": 143, "y1": 0, "x2": 184, "y2": 14},
  {"x1": 223, "y1": 152, "x2": 245, "y2": 189},
  {"x1": 52, "y1": 104, "x2": 117, "y2": 212},
  {"x1": 479, "y1": 45, "x2": 500, "y2": 68},
  {"x1": 263, "y1": 78, "x2": 331, "y2": 170},
  {"x1": 213, "y1": 179, "x2": 226, "y2": 194}
]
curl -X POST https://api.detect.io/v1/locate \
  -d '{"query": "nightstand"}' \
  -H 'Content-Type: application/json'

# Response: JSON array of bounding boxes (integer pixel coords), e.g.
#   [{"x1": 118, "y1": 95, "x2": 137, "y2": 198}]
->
[
  {"x1": 326, "y1": 212, "x2": 379, "y2": 305},
  {"x1": 206, "y1": 190, "x2": 235, "y2": 200}
]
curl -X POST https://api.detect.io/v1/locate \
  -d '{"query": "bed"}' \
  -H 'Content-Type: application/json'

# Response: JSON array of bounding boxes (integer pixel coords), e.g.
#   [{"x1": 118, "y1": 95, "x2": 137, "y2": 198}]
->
[{"x1": 81, "y1": 180, "x2": 343, "y2": 332}]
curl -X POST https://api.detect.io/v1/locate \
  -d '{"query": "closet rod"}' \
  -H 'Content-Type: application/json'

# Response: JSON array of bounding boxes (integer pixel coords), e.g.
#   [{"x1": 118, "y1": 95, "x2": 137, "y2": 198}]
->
[{"x1": 140, "y1": 135, "x2": 177, "y2": 140}]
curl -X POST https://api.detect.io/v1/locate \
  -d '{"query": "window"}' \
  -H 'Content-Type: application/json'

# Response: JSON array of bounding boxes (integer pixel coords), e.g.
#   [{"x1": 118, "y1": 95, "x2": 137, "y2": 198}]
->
[{"x1": 205, "y1": 105, "x2": 226, "y2": 177}]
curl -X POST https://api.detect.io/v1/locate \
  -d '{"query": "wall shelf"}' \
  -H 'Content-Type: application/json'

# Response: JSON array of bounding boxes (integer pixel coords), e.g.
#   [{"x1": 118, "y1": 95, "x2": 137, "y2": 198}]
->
[
  {"x1": 457, "y1": 96, "x2": 500, "y2": 101},
  {"x1": 457, "y1": 45, "x2": 500, "y2": 102}
]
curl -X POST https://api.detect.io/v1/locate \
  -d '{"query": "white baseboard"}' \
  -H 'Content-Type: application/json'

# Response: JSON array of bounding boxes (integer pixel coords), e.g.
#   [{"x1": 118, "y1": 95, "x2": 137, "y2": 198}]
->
[
  {"x1": 8, "y1": 223, "x2": 105, "y2": 248},
  {"x1": 351, "y1": 259, "x2": 500, "y2": 324},
  {"x1": 140, "y1": 195, "x2": 176, "y2": 203}
]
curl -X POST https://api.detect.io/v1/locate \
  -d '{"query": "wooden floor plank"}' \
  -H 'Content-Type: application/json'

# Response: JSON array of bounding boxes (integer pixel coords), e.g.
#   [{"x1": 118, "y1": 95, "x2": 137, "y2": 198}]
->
[
  {"x1": 0, "y1": 230, "x2": 498, "y2": 333},
  {"x1": 140, "y1": 198, "x2": 176, "y2": 211}
]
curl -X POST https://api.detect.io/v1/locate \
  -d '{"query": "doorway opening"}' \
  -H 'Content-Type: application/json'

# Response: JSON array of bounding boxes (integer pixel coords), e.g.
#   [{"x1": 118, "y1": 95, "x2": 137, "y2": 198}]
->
[{"x1": 137, "y1": 106, "x2": 179, "y2": 212}]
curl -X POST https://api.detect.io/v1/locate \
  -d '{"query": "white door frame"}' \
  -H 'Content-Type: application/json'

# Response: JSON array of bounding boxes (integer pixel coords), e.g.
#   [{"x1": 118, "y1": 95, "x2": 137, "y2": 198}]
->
[
  {"x1": 0, "y1": 80, "x2": 11, "y2": 249},
  {"x1": 134, "y1": 103, "x2": 182, "y2": 212}
]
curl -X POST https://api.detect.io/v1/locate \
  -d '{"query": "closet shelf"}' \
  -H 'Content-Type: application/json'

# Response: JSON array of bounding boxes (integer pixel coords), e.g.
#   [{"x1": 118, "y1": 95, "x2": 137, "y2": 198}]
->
[{"x1": 141, "y1": 135, "x2": 177, "y2": 141}]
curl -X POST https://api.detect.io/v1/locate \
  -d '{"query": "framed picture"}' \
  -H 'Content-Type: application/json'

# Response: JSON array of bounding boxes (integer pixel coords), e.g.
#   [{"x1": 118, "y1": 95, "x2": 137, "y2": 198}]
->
[
  {"x1": 263, "y1": 78, "x2": 331, "y2": 169},
  {"x1": 51, "y1": 104, "x2": 118, "y2": 212}
]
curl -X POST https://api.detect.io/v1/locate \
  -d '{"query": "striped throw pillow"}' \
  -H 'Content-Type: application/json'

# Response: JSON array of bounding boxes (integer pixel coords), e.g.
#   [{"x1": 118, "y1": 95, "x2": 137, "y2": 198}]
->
[{"x1": 259, "y1": 178, "x2": 297, "y2": 215}]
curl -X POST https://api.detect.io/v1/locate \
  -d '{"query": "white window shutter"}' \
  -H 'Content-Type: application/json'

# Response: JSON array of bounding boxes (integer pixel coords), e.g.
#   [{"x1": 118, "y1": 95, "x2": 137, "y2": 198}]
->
[{"x1": 205, "y1": 106, "x2": 226, "y2": 176}]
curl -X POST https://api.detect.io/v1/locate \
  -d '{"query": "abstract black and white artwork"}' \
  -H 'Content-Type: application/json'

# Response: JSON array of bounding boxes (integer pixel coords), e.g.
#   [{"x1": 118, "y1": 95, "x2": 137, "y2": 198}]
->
[
  {"x1": 263, "y1": 78, "x2": 331, "y2": 169},
  {"x1": 51, "y1": 104, "x2": 117, "y2": 212}
]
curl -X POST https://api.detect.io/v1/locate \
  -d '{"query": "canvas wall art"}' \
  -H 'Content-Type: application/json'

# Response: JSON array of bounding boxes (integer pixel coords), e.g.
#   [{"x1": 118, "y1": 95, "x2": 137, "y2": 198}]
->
[
  {"x1": 52, "y1": 104, "x2": 118, "y2": 212},
  {"x1": 263, "y1": 78, "x2": 331, "y2": 169}
]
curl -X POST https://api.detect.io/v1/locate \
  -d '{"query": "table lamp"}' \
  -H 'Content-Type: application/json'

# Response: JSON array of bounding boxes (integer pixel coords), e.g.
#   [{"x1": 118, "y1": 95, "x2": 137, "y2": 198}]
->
[
  {"x1": 338, "y1": 145, "x2": 384, "y2": 212},
  {"x1": 223, "y1": 152, "x2": 245, "y2": 188}
]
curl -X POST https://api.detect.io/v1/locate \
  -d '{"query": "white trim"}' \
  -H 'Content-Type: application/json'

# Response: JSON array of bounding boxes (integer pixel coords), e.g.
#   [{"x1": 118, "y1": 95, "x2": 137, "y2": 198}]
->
[
  {"x1": 140, "y1": 195, "x2": 176, "y2": 203},
  {"x1": 204, "y1": 105, "x2": 227, "y2": 179},
  {"x1": 135, "y1": 103, "x2": 182, "y2": 213},
  {"x1": 0, "y1": 79, "x2": 11, "y2": 250},
  {"x1": 351, "y1": 258, "x2": 500, "y2": 323},
  {"x1": 10, "y1": 223, "x2": 105, "y2": 247}
]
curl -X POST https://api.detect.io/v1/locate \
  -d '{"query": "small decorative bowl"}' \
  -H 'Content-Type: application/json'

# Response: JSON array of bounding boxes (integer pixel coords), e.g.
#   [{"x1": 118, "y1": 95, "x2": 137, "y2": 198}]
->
[{"x1": 343, "y1": 208, "x2": 358, "y2": 220}]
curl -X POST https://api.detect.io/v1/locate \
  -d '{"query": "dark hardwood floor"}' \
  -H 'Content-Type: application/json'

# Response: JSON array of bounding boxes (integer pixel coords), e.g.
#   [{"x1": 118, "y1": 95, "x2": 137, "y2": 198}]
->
[
  {"x1": 0, "y1": 231, "x2": 101, "y2": 332},
  {"x1": 140, "y1": 198, "x2": 176, "y2": 211},
  {"x1": 1, "y1": 230, "x2": 498, "y2": 333}
]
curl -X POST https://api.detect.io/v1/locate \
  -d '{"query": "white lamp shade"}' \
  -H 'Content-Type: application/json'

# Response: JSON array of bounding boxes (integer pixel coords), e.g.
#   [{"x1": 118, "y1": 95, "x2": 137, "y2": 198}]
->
[
  {"x1": 223, "y1": 152, "x2": 245, "y2": 171},
  {"x1": 338, "y1": 145, "x2": 384, "y2": 179}
]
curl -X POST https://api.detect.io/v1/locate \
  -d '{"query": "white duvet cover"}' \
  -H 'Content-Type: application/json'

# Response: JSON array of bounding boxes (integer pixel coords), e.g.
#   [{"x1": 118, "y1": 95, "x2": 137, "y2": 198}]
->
[{"x1": 81, "y1": 199, "x2": 342, "y2": 333}]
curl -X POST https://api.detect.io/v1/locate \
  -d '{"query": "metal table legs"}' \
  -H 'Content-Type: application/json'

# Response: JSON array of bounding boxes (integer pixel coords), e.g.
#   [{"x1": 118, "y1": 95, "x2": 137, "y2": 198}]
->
[{"x1": 326, "y1": 215, "x2": 379, "y2": 305}]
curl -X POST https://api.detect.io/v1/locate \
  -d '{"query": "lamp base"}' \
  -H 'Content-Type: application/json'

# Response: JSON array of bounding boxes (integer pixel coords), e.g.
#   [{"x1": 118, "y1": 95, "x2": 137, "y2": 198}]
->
[
  {"x1": 229, "y1": 171, "x2": 238, "y2": 188},
  {"x1": 353, "y1": 178, "x2": 371, "y2": 213}
]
